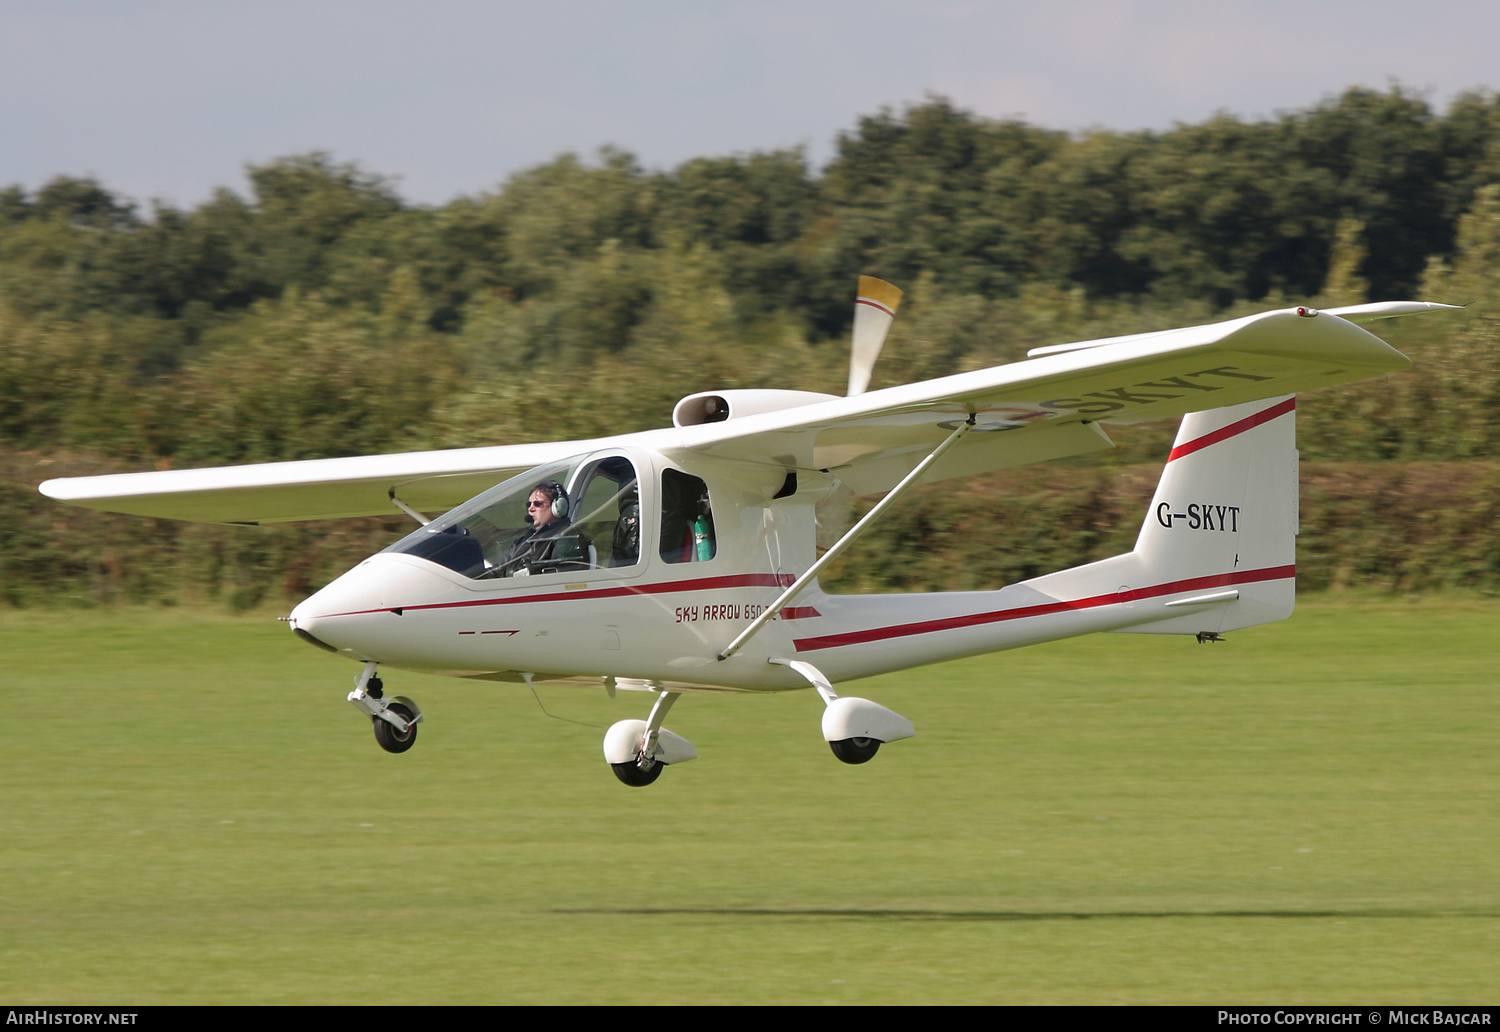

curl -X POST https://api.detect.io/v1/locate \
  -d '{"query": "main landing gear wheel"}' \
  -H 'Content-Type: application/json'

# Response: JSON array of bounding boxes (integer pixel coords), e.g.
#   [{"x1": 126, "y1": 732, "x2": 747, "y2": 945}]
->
[
  {"x1": 373, "y1": 702, "x2": 417, "y2": 754},
  {"x1": 781, "y1": 661, "x2": 913, "y2": 767},
  {"x1": 602, "y1": 696, "x2": 696, "y2": 788},
  {"x1": 830, "y1": 737, "x2": 880, "y2": 765},
  {"x1": 611, "y1": 759, "x2": 663, "y2": 787}
]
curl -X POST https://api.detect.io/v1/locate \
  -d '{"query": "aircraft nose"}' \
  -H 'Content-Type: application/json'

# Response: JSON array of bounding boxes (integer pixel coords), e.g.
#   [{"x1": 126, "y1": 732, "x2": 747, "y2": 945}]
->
[
  {"x1": 287, "y1": 571, "x2": 376, "y2": 654},
  {"x1": 288, "y1": 555, "x2": 454, "y2": 656}
]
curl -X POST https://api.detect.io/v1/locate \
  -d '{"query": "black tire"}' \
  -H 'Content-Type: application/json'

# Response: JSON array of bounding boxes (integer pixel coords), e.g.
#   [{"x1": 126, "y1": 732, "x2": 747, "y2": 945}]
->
[
  {"x1": 611, "y1": 759, "x2": 663, "y2": 787},
  {"x1": 829, "y1": 736, "x2": 880, "y2": 765},
  {"x1": 373, "y1": 703, "x2": 417, "y2": 754}
]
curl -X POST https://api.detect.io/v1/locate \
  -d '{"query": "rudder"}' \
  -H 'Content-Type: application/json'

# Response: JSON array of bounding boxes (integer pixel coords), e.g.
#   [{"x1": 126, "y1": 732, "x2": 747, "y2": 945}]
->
[{"x1": 1119, "y1": 394, "x2": 1297, "y2": 634}]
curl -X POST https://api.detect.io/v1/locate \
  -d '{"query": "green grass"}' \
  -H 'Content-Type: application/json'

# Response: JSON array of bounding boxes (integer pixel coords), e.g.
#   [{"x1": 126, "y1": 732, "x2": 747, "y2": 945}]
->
[{"x1": 3, "y1": 596, "x2": 1497, "y2": 1003}]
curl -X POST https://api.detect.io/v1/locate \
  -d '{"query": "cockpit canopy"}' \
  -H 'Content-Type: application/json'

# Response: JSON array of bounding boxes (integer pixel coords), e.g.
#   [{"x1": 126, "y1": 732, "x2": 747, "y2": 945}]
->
[{"x1": 383, "y1": 453, "x2": 641, "y2": 579}]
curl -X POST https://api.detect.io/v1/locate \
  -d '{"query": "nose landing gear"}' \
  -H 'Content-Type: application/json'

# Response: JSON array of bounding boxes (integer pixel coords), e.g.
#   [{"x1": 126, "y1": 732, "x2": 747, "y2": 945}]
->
[{"x1": 348, "y1": 661, "x2": 423, "y2": 754}]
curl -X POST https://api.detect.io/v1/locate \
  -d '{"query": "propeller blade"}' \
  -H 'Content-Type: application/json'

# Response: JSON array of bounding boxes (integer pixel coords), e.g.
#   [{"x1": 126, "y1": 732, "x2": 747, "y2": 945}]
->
[{"x1": 847, "y1": 276, "x2": 903, "y2": 396}]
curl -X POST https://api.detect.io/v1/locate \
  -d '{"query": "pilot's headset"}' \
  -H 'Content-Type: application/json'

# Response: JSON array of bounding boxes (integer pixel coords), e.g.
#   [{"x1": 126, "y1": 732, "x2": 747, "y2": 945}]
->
[{"x1": 530, "y1": 479, "x2": 570, "y2": 523}]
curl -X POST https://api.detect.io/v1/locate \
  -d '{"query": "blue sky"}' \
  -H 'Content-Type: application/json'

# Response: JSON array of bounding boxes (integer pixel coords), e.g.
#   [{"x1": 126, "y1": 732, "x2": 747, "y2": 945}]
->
[{"x1": 2, "y1": 0, "x2": 1496, "y2": 208}]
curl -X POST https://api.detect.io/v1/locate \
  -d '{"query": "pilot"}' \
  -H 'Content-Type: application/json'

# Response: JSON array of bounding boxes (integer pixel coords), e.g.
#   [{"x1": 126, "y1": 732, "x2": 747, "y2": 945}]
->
[{"x1": 498, "y1": 479, "x2": 588, "y2": 575}]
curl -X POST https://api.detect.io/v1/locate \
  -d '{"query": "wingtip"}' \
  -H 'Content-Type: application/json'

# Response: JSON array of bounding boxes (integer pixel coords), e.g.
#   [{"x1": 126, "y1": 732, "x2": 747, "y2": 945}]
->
[{"x1": 1322, "y1": 300, "x2": 1464, "y2": 323}]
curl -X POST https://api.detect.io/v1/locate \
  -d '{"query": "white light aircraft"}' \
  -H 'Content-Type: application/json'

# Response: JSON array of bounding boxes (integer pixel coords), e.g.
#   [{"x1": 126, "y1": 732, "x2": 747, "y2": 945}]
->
[{"x1": 41, "y1": 281, "x2": 1452, "y2": 786}]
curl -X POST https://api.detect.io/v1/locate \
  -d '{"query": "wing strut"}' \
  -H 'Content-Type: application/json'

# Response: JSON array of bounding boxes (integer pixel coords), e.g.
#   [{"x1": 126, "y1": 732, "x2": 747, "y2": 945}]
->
[
  {"x1": 717, "y1": 416, "x2": 975, "y2": 661},
  {"x1": 388, "y1": 489, "x2": 431, "y2": 526}
]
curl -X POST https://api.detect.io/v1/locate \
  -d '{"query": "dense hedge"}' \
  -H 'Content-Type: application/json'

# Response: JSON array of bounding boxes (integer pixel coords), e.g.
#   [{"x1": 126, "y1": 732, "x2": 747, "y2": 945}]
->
[{"x1": 7, "y1": 448, "x2": 1496, "y2": 609}]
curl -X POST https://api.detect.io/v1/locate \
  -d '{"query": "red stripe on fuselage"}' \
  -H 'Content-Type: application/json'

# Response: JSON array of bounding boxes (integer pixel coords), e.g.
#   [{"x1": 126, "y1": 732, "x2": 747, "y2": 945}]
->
[
  {"x1": 1168, "y1": 397, "x2": 1295, "y2": 463},
  {"x1": 790, "y1": 565, "x2": 1294, "y2": 652},
  {"x1": 319, "y1": 571, "x2": 797, "y2": 619}
]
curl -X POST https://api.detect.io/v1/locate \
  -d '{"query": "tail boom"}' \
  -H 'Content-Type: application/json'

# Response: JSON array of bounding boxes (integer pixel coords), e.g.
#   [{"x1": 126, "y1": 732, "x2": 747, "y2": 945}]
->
[{"x1": 783, "y1": 395, "x2": 1298, "y2": 682}]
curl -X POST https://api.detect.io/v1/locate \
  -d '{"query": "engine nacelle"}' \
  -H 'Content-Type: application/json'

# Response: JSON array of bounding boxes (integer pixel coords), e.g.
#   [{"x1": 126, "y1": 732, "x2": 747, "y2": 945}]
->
[{"x1": 673, "y1": 389, "x2": 839, "y2": 428}]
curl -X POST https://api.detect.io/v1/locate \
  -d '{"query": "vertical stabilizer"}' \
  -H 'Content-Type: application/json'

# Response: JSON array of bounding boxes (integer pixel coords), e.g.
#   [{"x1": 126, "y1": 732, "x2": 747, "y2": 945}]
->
[
  {"x1": 1119, "y1": 394, "x2": 1297, "y2": 634},
  {"x1": 1022, "y1": 394, "x2": 1297, "y2": 636}
]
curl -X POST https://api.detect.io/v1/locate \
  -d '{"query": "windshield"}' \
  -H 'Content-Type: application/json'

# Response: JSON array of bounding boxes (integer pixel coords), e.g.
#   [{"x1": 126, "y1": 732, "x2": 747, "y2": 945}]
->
[{"x1": 383, "y1": 454, "x2": 641, "y2": 579}]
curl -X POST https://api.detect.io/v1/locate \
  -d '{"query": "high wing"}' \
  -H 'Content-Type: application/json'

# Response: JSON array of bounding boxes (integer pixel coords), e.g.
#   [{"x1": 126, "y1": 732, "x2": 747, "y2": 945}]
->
[
  {"x1": 41, "y1": 305, "x2": 1423, "y2": 523},
  {"x1": 37, "y1": 438, "x2": 617, "y2": 524},
  {"x1": 671, "y1": 305, "x2": 1421, "y2": 493}
]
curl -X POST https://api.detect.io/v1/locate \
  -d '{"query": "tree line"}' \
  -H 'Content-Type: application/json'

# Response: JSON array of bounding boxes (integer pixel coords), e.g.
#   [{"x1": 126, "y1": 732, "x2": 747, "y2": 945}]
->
[{"x1": 3, "y1": 87, "x2": 1498, "y2": 606}]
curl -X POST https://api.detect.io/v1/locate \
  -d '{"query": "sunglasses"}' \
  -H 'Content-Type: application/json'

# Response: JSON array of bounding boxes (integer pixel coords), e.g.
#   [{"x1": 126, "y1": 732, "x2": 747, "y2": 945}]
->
[{"x1": 528, "y1": 499, "x2": 550, "y2": 509}]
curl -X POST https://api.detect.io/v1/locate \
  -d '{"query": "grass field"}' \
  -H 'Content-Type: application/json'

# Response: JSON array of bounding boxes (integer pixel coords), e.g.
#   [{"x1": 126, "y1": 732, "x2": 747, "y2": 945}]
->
[{"x1": 3, "y1": 596, "x2": 1497, "y2": 1004}]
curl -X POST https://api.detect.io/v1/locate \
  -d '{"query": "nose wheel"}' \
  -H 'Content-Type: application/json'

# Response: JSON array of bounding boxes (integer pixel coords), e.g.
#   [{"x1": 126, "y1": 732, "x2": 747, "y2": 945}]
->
[
  {"x1": 348, "y1": 662, "x2": 423, "y2": 754},
  {"x1": 372, "y1": 700, "x2": 418, "y2": 753}
]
